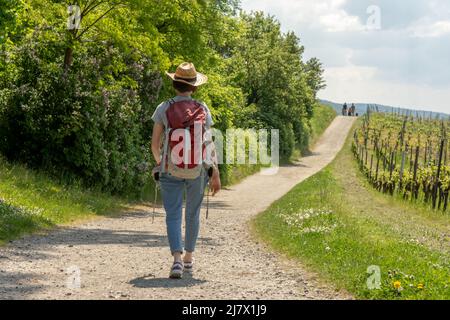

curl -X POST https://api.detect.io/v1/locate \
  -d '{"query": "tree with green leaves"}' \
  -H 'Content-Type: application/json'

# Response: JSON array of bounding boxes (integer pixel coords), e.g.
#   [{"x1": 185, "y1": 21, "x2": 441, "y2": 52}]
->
[
  {"x1": 305, "y1": 57, "x2": 326, "y2": 98},
  {"x1": 0, "y1": 1, "x2": 327, "y2": 193},
  {"x1": 227, "y1": 12, "x2": 319, "y2": 156}
]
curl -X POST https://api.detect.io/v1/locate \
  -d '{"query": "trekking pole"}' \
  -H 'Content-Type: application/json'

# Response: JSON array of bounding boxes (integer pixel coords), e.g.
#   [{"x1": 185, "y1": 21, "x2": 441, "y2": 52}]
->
[
  {"x1": 206, "y1": 167, "x2": 213, "y2": 220},
  {"x1": 206, "y1": 184, "x2": 210, "y2": 220},
  {"x1": 152, "y1": 169, "x2": 160, "y2": 224},
  {"x1": 152, "y1": 183, "x2": 158, "y2": 224}
]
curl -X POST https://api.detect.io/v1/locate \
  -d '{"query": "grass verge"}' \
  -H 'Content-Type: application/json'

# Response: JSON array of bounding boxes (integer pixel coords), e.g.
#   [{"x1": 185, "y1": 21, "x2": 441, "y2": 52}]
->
[
  {"x1": 0, "y1": 156, "x2": 127, "y2": 244},
  {"x1": 253, "y1": 122, "x2": 450, "y2": 300},
  {"x1": 288, "y1": 103, "x2": 336, "y2": 163},
  {"x1": 309, "y1": 103, "x2": 337, "y2": 147}
]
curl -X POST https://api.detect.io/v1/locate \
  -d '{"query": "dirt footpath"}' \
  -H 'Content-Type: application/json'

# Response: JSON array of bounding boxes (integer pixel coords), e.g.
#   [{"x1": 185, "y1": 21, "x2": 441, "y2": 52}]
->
[{"x1": 0, "y1": 116, "x2": 356, "y2": 300}]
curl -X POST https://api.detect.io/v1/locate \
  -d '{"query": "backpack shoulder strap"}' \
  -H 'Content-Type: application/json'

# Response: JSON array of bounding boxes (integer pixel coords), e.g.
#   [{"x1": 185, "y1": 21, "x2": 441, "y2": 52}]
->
[
  {"x1": 159, "y1": 99, "x2": 176, "y2": 129},
  {"x1": 160, "y1": 98, "x2": 176, "y2": 173},
  {"x1": 193, "y1": 100, "x2": 209, "y2": 116}
]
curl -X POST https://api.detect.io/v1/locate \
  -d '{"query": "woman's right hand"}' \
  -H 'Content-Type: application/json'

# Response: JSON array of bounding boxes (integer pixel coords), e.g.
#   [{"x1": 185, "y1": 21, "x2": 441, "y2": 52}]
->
[
  {"x1": 210, "y1": 169, "x2": 221, "y2": 196},
  {"x1": 152, "y1": 164, "x2": 161, "y2": 182}
]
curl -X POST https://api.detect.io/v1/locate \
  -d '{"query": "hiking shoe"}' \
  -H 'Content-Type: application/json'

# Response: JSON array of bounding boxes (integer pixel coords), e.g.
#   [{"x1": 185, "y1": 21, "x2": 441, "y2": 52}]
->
[
  {"x1": 183, "y1": 259, "x2": 194, "y2": 272},
  {"x1": 169, "y1": 261, "x2": 184, "y2": 279}
]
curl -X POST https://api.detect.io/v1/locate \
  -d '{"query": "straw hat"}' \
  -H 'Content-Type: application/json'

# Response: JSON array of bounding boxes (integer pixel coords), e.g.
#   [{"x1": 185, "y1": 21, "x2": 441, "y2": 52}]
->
[{"x1": 165, "y1": 62, "x2": 208, "y2": 87}]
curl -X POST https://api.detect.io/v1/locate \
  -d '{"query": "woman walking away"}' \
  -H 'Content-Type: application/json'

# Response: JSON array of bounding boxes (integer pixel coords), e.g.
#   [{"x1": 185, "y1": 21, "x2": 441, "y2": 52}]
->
[{"x1": 151, "y1": 62, "x2": 221, "y2": 279}]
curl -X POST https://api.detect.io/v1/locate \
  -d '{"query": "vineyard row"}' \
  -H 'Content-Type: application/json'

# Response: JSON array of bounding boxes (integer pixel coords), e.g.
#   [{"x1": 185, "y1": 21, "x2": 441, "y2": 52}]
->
[{"x1": 352, "y1": 107, "x2": 450, "y2": 212}]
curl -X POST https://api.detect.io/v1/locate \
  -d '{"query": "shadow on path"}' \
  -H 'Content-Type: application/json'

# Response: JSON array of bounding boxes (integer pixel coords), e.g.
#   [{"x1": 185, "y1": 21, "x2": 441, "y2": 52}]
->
[
  {"x1": 4, "y1": 228, "x2": 218, "y2": 253},
  {"x1": 129, "y1": 272, "x2": 207, "y2": 288},
  {"x1": 0, "y1": 271, "x2": 46, "y2": 299}
]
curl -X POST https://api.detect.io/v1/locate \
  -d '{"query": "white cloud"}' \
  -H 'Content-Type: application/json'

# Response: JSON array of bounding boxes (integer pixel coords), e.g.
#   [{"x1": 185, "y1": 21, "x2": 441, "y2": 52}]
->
[
  {"x1": 410, "y1": 20, "x2": 450, "y2": 38},
  {"x1": 318, "y1": 11, "x2": 364, "y2": 32},
  {"x1": 325, "y1": 65, "x2": 378, "y2": 82},
  {"x1": 241, "y1": 0, "x2": 365, "y2": 33},
  {"x1": 240, "y1": 0, "x2": 450, "y2": 114}
]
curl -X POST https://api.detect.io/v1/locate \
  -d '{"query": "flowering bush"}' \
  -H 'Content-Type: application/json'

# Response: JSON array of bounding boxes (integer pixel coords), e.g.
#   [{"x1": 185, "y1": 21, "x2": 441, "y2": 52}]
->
[{"x1": 0, "y1": 30, "x2": 161, "y2": 193}]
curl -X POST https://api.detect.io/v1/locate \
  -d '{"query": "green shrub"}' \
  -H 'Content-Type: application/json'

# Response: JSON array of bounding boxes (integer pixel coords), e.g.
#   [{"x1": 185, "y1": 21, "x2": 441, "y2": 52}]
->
[
  {"x1": 0, "y1": 30, "x2": 161, "y2": 194},
  {"x1": 0, "y1": 7, "x2": 327, "y2": 195}
]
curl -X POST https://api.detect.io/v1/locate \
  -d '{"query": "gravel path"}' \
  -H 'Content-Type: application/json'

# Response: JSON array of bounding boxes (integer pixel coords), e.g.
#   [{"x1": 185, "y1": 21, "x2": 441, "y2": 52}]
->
[{"x1": 0, "y1": 116, "x2": 355, "y2": 300}]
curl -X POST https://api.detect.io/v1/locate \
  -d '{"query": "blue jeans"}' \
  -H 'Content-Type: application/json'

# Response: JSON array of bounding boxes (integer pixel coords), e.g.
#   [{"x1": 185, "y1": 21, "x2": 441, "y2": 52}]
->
[{"x1": 159, "y1": 170, "x2": 208, "y2": 254}]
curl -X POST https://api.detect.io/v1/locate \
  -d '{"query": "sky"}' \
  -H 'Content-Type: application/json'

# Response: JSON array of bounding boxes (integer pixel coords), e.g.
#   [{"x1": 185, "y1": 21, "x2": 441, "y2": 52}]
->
[{"x1": 240, "y1": 0, "x2": 450, "y2": 114}]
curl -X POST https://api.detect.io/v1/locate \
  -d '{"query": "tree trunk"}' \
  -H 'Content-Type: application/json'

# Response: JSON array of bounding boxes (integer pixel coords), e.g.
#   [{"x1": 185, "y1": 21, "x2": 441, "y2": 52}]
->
[{"x1": 64, "y1": 47, "x2": 73, "y2": 71}]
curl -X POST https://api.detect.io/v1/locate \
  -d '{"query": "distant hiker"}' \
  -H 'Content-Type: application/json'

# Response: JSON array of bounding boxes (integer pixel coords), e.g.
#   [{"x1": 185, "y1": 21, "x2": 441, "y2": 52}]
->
[
  {"x1": 350, "y1": 103, "x2": 356, "y2": 116},
  {"x1": 342, "y1": 103, "x2": 348, "y2": 116},
  {"x1": 151, "y1": 62, "x2": 221, "y2": 279}
]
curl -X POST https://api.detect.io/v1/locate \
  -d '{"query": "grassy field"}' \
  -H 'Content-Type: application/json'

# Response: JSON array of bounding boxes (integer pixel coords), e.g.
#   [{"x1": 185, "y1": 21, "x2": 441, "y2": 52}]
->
[
  {"x1": 0, "y1": 156, "x2": 127, "y2": 244},
  {"x1": 0, "y1": 104, "x2": 336, "y2": 245},
  {"x1": 253, "y1": 121, "x2": 450, "y2": 300}
]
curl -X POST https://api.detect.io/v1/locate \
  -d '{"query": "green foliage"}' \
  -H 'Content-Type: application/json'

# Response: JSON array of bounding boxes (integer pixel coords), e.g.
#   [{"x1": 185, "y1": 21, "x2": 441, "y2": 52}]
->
[
  {"x1": 0, "y1": 155, "x2": 125, "y2": 243},
  {"x1": 0, "y1": 29, "x2": 160, "y2": 193},
  {"x1": 0, "y1": 200, "x2": 53, "y2": 244},
  {"x1": 0, "y1": 0, "x2": 20, "y2": 44},
  {"x1": 309, "y1": 104, "x2": 336, "y2": 144},
  {"x1": 0, "y1": 1, "x2": 326, "y2": 194},
  {"x1": 305, "y1": 57, "x2": 327, "y2": 98},
  {"x1": 354, "y1": 112, "x2": 450, "y2": 211},
  {"x1": 228, "y1": 12, "x2": 321, "y2": 158}
]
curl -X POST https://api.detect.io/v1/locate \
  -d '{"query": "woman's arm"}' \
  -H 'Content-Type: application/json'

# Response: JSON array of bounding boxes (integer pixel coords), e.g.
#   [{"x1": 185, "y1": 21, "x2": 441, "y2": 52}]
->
[{"x1": 151, "y1": 123, "x2": 164, "y2": 165}]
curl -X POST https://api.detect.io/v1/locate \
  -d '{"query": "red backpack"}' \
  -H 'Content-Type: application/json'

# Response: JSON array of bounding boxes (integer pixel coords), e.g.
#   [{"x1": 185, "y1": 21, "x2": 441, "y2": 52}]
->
[{"x1": 161, "y1": 99, "x2": 208, "y2": 179}]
